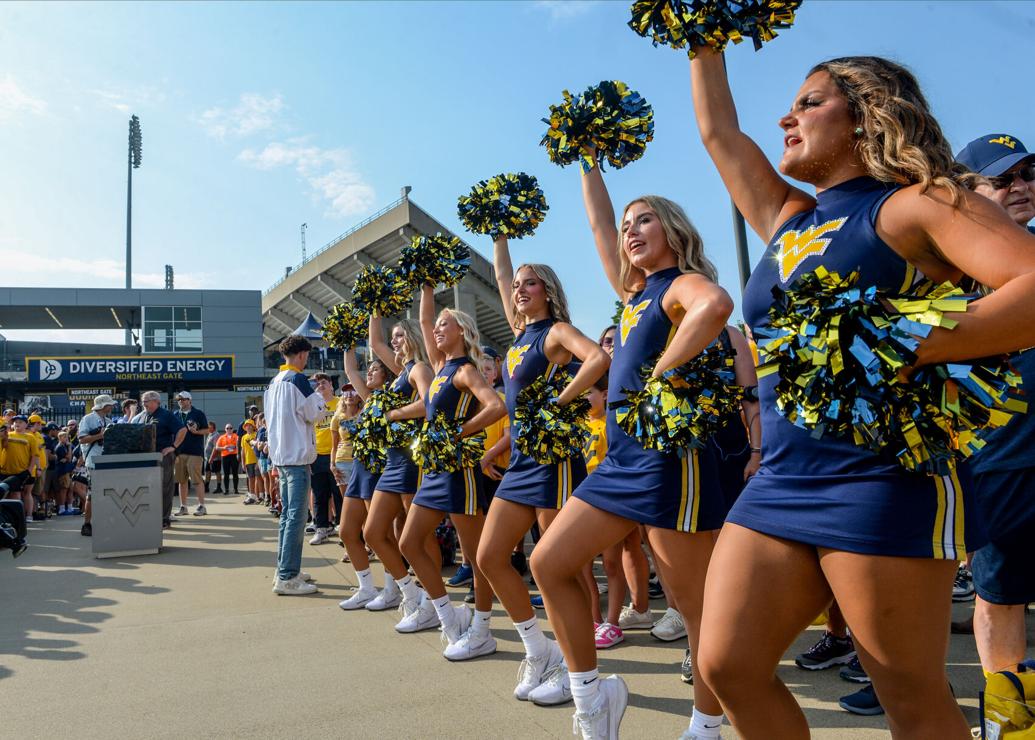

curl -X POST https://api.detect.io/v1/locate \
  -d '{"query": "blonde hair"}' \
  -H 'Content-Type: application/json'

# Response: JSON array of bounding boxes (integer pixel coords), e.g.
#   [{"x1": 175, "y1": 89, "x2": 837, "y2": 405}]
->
[
  {"x1": 510, "y1": 263, "x2": 572, "y2": 331},
  {"x1": 393, "y1": 319, "x2": 428, "y2": 365},
  {"x1": 617, "y1": 195, "x2": 718, "y2": 294},
  {"x1": 810, "y1": 56, "x2": 966, "y2": 203},
  {"x1": 438, "y1": 308, "x2": 485, "y2": 367}
]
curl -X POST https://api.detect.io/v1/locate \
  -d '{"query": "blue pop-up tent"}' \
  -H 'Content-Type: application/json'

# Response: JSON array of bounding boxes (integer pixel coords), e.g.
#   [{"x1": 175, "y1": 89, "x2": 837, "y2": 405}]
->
[{"x1": 293, "y1": 311, "x2": 325, "y2": 341}]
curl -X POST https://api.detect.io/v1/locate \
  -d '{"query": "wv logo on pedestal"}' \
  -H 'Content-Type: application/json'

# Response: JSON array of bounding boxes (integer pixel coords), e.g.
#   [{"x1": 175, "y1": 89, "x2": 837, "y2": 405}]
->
[{"x1": 104, "y1": 487, "x2": 149, "y2": 526}]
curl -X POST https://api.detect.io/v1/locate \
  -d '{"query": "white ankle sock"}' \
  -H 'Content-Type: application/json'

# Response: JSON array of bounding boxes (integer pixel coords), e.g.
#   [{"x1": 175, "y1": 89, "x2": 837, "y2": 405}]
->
[
  {"x1": 688, "y1": 708, "x2": 724, "y2": 738},
  {"x1": 431, "y1": 594, "x2": 454, "y2": 629},
  {"x1": 514, "y1": 616, "x2": 548, "y2": 658},
  {"x1": 570, "y1": 668, "x2": 601, "y2": 714},
  {"x1": 356, "y1": 568, "x2": 373, "y2": 591},
  {"x1": 396, "y1": 575, "x2": 419, "y2": 603},
  {"x1": 384, "y1": 574, "x2": 398, "y2": 593},
  {"x1": 472, "y1": 609, "x2": 492, "y2": 638}
]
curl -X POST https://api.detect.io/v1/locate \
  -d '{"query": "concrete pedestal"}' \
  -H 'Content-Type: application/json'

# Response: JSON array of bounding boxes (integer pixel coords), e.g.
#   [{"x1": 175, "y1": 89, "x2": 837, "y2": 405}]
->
[{"x1": 87, "y1": 453, "x2": 163, "y2": 559}]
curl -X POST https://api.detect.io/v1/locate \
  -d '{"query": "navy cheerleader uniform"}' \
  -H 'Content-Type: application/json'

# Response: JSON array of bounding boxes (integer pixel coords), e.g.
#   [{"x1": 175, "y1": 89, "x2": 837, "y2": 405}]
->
[
  {"x1": 345, "y1": 460, "x2": 378, "y2": 501},
  {"x1": 374, "y1": 360, "x2": 421, "y2": 494},
  {"x1": 412, "y1": 357, "x2": 485, "y2": 515},
  {"x1": 495, "y1": 319, "x2": 588, "y2": 510},
  {"x1": 573, "y1": 267, "x2": 725, "y2": 532},
  {"x1": 731, "y1": 176, "x2": 985, "y2": 559}
]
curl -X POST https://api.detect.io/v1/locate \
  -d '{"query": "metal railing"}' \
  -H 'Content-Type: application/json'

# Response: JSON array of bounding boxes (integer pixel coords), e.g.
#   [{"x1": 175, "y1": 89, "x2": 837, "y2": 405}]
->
[{"x1": 263, "y1": 195, "x2": 408, "y2": 296}]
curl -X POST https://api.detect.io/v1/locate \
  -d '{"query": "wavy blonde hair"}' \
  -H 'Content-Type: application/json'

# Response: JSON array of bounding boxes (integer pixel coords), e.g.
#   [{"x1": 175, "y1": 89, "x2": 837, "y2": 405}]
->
[
  {"x1": 438, "y1": 308, "x2": 485, "y2": 367},
  {"x1": 810, "y1": 56, "x2": 966, "y2": 203},
  {"x1": 510, "y1": 263, "x2": 572, "y2": 332},
  {"x1": 617, "y1": 195, "x2": 718, "y2": 294},
  {"x1": 394, "y1": 319, "x2": 428, "y2": 365}
]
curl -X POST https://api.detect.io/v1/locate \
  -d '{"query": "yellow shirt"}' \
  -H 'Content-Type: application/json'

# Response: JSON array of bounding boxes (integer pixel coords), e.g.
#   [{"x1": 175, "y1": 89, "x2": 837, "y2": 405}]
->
[
  {"x1": 331, "y1": 410, "x2": 355, "y2": 463},
  {"x1": 482, "y1": 390, "x2": 510, "y2": 469},
  {"x1": 314, "y1": 400, "x2": 337, "y2": 456},
  {"x1": 241, "y1": 432, "x2": 258, "y2": 465},
  {"x1": 584, "y1": 417, "x2": 607, "y2": 475},
  {"x1": 2, "y1": 432, "x2": 34, "y2": 475},
  {"x1": 33, "y1": 432, "x2": 47, "y2": 470}
]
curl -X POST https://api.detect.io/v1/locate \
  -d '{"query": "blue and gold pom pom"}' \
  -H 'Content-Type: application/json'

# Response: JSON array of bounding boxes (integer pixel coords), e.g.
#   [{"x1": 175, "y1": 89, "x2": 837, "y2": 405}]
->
[
  {"x1": 352, "y1": 264, "x2": 414, "y2": 318},
  {"x1": 457, "y1": 172, "x2": 549, "y2": 240},
  {"x1": 321, "y1": 302, "x2": 368, "y2": 350},
  {"x1": 411, "y1": 412, "x2": 486, "y2": 473},
  {"x1": 359, "y1": 388, "x2": 419, "y2": 457},
  {"x1": 400, "y1": 233, "x2": 472, "y2": 288},
  {"x1": 755, "y1": 266, "x2": 1027, "y2": 475},
  {"x1": 615, "y1": 340, "x2": 742, "y2": 454},
  {"x1": 350, "y1": 414, "x2": 387, "y2": 475},
  {"x1": 540, "y1": 80, "x2": 654, "y2": 173},
  {"x1": 513, "y1": 370, "x2": 591, "y2": 465},
  {"x1": 628, "y1": 0, "x2": 802, "y2": 58}
]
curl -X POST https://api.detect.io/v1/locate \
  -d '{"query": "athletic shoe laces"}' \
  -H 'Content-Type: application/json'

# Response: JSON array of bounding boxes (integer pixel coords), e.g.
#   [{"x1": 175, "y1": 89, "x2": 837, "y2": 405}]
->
[{"x1": 572, "y1": 701, "x2": 607, "y2": 738}]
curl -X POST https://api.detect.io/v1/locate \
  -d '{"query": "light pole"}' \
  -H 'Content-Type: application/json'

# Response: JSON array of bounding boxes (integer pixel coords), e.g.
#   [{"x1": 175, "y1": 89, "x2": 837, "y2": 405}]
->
[
  {"x1": 126, "y1": 115, "x2": 142, "y2": 344},
  {"x1": 731, "y1": 200, "x2": 751, "y2": 291}
]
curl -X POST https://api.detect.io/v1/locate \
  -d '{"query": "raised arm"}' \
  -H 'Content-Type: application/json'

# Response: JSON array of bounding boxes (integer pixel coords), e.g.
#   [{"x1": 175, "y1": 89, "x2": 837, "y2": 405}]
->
[
  {"x1": 580, "y1": 164, "x2": 625, "y2": 298},
  {"x1": 419, "y1": 283, "x2": 445, "y2": 369},
  {"x1": 453, "y1": 365, "x2": 507, "y2": 438},
  {"x1": 493, "y1": 236, "x2": 519, "y2": 334},
  {"x1": 544, "y1": 323, "x2": 611, "y2": 405},
  {"x1": 656, "y1": 273, "x2": 734, "y2": 377},
  {"x1": 343, "y1": 347, "x2": 372, "y2": 401},
  {"x1": 690, "y1": 47, "x2": 813, "y2": 242},
  {"x1": 368, "y1": 315, "x2": 402, "y2": 375}
]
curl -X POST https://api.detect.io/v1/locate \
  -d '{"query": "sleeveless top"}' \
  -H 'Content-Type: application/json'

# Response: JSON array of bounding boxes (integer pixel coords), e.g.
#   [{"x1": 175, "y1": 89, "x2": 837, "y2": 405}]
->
[
  {"x1": 426, "y1": 357, "x2": 476, "y2": 427},
  {"x1": 503, "y1": 319, "x2": 563, "y2": 458}
]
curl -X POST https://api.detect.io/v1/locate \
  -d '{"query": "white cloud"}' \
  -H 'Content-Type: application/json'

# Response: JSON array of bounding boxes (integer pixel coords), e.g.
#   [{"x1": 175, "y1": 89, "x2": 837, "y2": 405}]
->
[
  {"x1": 238, "y1": 140, "x2": 375, "y2": 218},
  {"x1": 199, "y1": 93, "x2": 284, "y2": 139},
  {"x1": 533, "y1": 1, "x2": 600, "y2": 20},
  {"x1": 0, "y1": 74, "x2": 47, "y2": 120},
  {"x1": 91, "y1": 86, "x2": 167, "y2": 114},
  {"x1": 0, "y1": 251, "x2": 211, "y2": 290}
]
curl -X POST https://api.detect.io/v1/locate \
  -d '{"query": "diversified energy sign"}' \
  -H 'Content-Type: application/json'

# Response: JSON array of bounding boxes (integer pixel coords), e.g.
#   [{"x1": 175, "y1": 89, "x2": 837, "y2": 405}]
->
[{"x1": 27, "y1": 356, "x2": 235, "y2": 382}]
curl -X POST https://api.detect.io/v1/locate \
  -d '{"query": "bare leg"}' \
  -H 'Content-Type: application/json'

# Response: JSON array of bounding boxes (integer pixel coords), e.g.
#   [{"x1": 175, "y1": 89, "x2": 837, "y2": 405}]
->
[
  {"x1": 363, "y1": 491, "x2": 407, "y2": 579},
  {"x1": 974, "y1": 597, "x2": 1027, "y2": 673},
  {"x1": 340, "y1": 497, "x2": 370, "y2": 572},
  {"x1": 452, "y1": 512, "x2": 494, "y2": 612},
  {"x1": 582, "y1": 562, "x2": 604, "y2": 624},
  {"x1": 400, "y1": 504, "x2": 450, "y2": 599},
  {"x1": 477, "y1": 498, "x2": 538, "y2": 622},
  {"x1": 622, "y1": 529, "x2": 650, "y2": 612}
]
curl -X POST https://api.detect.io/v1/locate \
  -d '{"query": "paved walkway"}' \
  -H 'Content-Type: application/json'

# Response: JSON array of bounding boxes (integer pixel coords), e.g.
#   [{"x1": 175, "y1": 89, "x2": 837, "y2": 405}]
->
[{"x1": 0, "y1": 495, "x2": 1007, "y2": 739}]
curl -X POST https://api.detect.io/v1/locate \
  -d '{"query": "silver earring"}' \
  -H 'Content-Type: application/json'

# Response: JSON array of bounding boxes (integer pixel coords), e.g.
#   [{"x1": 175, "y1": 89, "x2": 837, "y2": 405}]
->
[{"x1": 854, "y1": 127, "x2": 864, "y2": 136}]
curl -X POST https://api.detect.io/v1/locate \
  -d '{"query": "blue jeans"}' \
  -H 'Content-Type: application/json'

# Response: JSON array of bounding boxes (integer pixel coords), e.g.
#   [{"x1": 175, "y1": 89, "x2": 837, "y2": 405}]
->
[{"x1": 276, "y1": 465, "x2": 311, "y2": 581}]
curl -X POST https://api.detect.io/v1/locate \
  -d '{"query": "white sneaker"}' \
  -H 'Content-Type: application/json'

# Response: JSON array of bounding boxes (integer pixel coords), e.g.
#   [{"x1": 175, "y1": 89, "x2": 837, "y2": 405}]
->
[
  {"x1": 173, "y1": 505, "x2": 189, "y2": 516},
  {"x1": 395, "y1": 597, "x2": 440, "y2": 633},
  {"x1": 272, "y1": 576, "x2": 319, "y2": 595},
  {"x1": 441, "y1": 604, "x2": 473, "y2": 645},
  {"x1": 305, "y1": 522, "x2": 317, "y2": 533},
  {"x1": 443, "y1": 628, "x2": 497, "y2": 661},
  {"x1": 339, "y1": 587, "x2": 378, "y2": 610},
  {"x1": 650, "y1": 607, "x2": 687, "y2": 641},
  {"x1": 193, "y1": 505, "x2": 207, "y2": 516},
  {"x1": 617, "y1": 605, "x2": 653, "y2": 630},
  {"x1": 273, "y1": 570, "x2": 312, "y2": 582},
  {"x1": 571, "y1": 675, "x2": 628, "y2": 739},
  {"x1": 243, "y1": 494, "x2": 258, "y2": 505},
  {"x1": 514, "y1": 639, "x2": 564, "y2": 701},
  {"x1": 528, "y1": 664, "x2": 572, "y2": 706},
  {"x1": 365, "y1": 585, "x2": 402, "y2": 611},
  {"x1": 309, "y1": 528, "x2": 329, "y2": 545},
  {"x1": 597, "y1": 581, "x2": 608, "y2": 594}
]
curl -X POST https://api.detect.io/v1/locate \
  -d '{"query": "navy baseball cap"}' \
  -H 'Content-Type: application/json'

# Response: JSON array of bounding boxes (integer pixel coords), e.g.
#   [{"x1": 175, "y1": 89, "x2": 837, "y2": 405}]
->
[
  {"x1": 956, "y1": 134, "x2": 1035, "y2": 177},
  {"x1": 481, "y1": 345, "x2": 500, "y2": 359}
]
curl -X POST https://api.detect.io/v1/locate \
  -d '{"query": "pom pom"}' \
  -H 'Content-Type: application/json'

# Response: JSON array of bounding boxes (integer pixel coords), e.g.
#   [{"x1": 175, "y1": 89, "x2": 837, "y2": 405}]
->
[
  {"x1": 349, "y1": 415, "x2": 386, "y2": 475},
  {"x1": 352, "y1": 264, "x2": 414, "y2": 317},
  {"x1": 411, "y1": 412, "x2": 486, "y2": 474},
  {"x1": 540, "y1": 80, "x2": 654, "y2": 173},
  {"x1": 513, "y1": 370, "x2": 592, "y2": 465},
  {"x1": 457, "y1": 172, "x2": 549, "y2": 240},
  {"x1": 321, "y1": 303, "x2": 368, "y2": 350},
  {"x1": 615, "y1": 341, "x2": 743, "y2": 454},
  {"x1": 358, "y1": 388, "x2": 420, "y2": 461},
  {"x1": 399, "y1": 233, "x2": 471, "y2": 288},
  {"x1": 628, "y1": 0, "x2": 802, "y2": 58},
  {"x1": 755, "y1": 266, "x2": 1027, "y2": 475}
]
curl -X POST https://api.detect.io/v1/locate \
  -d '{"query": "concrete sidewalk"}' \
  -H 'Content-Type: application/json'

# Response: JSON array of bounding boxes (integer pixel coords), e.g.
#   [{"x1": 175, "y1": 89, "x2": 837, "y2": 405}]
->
[{"x1": 0, "y1": 495, "x2": 1004, "y2": 739}]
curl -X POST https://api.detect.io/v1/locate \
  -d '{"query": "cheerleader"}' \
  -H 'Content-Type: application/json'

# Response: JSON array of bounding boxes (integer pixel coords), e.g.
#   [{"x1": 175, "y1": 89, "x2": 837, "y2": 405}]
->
[
  {"x1": 474, "y1": 236, "x2": 610, "y2": 700},
  {"x1": 361, "y1": 315, "x2": 439, "y2": 615},
  {"x1": 689, "y1": 50, "x2": 1035, "y2": 739},
  {"x1": 337, "y1": 349, "x2": 398, "y2": 610},
  {"x1": 389, "y1": 284, "x2": 506, "y2": 654},
  {"x1": 531, "y1": 160, "x2": 733, "y2": 739}
]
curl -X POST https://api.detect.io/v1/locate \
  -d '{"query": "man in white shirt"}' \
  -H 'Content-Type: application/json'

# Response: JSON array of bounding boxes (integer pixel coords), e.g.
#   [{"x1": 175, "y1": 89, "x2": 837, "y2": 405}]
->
[{"x1": 265, "y1": 335, "x2": 333, "y2": 595}]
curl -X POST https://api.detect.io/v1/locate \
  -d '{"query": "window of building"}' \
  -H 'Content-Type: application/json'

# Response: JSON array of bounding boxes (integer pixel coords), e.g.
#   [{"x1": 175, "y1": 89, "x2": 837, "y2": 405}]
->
[{"x1": 142, "y1": 306, "x2": 203, "y2": 353}]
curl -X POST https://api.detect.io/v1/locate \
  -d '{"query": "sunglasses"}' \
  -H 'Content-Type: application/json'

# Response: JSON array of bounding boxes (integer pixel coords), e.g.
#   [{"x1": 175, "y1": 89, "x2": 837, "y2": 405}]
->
[{"x1": 988, "y1": 164, "x2": 1035, "y2": 190}]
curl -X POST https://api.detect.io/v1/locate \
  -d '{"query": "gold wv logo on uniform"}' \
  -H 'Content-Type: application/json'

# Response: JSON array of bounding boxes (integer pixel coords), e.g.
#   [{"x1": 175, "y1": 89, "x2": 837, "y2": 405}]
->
[
  {"x1": 103, "y1": 486, "x2": 150, "y2": 526},
  {"x1": 620, "y1": 300, "x2": 651, "y2": 345},
  {"x1": 988, "y1": 135, "x2": 1016, "y2": 149},
  {"x1": 506, "y1": 345, "x2": 531, "y2": 378},
  {"x1": 428, "y1": 376, "x2": 448, "y2": 401},
  {"x1": 776, "y1": 217, "x2": 848, "y2": 283}
]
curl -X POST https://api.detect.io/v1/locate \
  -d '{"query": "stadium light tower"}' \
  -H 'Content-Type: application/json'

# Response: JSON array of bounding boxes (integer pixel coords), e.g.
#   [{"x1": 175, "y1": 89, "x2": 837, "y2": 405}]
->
[{"x1": 126, "y1": 114, "x2": 142, "y2": 344}]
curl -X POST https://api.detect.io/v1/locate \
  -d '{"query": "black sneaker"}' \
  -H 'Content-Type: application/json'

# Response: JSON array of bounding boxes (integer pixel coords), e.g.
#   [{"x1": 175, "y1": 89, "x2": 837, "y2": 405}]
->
[
  {"x1": 795, "y1": 632, "x2": 855, "y2": 670},
  {"x1": 952, "y1": 564, "x2": 975, "y2": 602},
  {"x1": 839, "y1": 655, "x2": 870, "y2": 684},
  {"x1": 511, "y1": 550, "x2": 528, "y2": 576},
  {"x1": 81, "y1": 522, "x2": 92, "y2": 537},
  {"x1": 648, "y1": 577, "x2": 665, "y2": 600},
  {"x1": 681, "y1": 648, "x2": 693, "y2": 685},
  {"x1": 464, "y1": 587, "x2": 475, "y2": 604},
  {"x1": 839, "y1": 684, "x2": 884, "y2": 715}
]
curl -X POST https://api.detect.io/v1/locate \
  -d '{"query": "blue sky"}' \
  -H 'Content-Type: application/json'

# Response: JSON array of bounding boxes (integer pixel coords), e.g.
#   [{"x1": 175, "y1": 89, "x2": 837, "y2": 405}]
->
[{"x1": 2, "y1": 0, "x2": 1034, "y2": 344}]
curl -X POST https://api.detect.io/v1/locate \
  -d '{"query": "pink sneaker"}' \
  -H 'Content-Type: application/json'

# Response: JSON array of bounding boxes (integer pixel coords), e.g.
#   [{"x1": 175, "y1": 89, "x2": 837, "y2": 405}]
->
[{"x1": 594, "y1": 622, "x2": 625, "y2": 649}]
